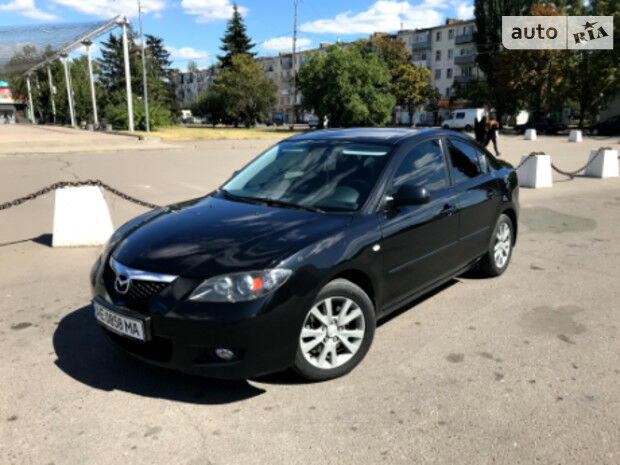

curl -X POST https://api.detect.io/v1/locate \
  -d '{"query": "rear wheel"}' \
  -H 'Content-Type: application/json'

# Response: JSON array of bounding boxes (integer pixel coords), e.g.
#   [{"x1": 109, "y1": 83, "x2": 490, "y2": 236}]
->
[
  {"x1": 479, "y1": 214, "x2": 513, "y2": 277},
  {"x1": 465, "y1": 124, "x2": 472, "y2": 131},
  {"x1": 293, "y1": 279, "x2": 375, "y2": 381}
]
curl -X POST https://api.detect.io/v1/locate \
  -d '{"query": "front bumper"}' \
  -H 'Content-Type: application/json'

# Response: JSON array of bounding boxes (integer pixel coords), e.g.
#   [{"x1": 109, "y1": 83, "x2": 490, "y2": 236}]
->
[
  {"x1": 92, "y1": 294, "x2": 306, "y2": 379},
  {"x1": 90, "y1": 256, "x2": 314, "y2": 379}
]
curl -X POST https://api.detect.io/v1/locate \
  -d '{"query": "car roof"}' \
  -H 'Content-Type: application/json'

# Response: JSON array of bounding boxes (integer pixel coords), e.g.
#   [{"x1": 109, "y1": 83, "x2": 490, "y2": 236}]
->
[{"x1": 285, "y1": 128, "x2": 445, "y2": 145}]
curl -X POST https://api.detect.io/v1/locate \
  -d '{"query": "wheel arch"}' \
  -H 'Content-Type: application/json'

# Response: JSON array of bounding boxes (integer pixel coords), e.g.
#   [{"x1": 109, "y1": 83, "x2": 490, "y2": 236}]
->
[
  {"x1": 501, "y1": 207, "x2": 518, "y2": 244},
  {"x1": 331, "y1": 269, "x2": 377, "y2": 311}
]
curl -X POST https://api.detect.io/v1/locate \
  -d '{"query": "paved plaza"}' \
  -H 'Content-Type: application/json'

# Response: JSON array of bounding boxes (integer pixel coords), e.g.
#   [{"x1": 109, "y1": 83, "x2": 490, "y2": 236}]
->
[{"x1": 1, "y1": 127, "x2": 619, "y2": 464}]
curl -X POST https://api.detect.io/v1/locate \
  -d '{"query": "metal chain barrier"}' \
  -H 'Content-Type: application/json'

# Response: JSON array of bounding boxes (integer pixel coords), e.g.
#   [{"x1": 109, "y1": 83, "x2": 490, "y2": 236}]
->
[
  {"x1": 515, "y1": 152, "x2": 545, "y2": 170},
  {"x1": 518, "y1": 147, "x2": 614, "y2": 179},
  {"x1": 0, "y1": 180, "x2": 161, "y2": 211}
]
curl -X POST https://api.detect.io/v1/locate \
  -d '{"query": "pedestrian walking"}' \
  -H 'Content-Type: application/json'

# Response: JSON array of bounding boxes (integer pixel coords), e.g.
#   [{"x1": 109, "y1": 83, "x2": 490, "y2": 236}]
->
[
  {"x1": 474, "y1": 114, "x2": 487, "y2": 144},
  {"x1": 485, "y1": 113, "x2": 500, "y2": 156}
]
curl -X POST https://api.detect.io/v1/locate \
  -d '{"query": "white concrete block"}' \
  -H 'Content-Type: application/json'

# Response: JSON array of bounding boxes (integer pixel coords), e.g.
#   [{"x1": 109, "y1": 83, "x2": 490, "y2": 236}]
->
[
  {"x1": 568, "y1": 130, "x2": 582, "y2": 142},
  {"x1": 585, "y1": 149, "x2": 619, "y2": 178},
  {"x1": 517, "y1": 154, "x2": 553, "y2": 188},
  {"x1": 524, "y1": 129, "x2": 537, "y2": 140},
  {"x1": 52, "y1": 186, "x2": 114, "y2": 247}
]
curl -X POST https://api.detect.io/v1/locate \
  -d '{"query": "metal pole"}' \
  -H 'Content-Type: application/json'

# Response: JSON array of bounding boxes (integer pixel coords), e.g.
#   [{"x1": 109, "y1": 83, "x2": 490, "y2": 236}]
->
[
  {"x1": 25, "y1": 75, "x2": 34, "y2": 123},
  {"x1": 138, "y1": 0, "x2": 150, "y2": 132},
  {"x1": 61, "y1": 56, "x2": 76, "y2": 127},
  {"x1": 47, "y1": 65, "x2": 56, "y2": 123},
  {"x1": 121, "y1": 19, "x2": 134, "y2": 132},
  {"x1": 84, "y1": 41, "x2": 98, "y2": 127},
  {"x1": 290, "y1": 0, "x2": 298, "y2": 128}
]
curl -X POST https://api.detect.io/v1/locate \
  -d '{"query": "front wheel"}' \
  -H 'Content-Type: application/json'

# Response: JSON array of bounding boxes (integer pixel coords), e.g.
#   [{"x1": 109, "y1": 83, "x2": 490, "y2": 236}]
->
[
  {"x1": 293, "y1": 279, "x2": 375, "y2": 381},
  {"x1": 479, "y1": 214, "x2": 514, "y2": 277}
]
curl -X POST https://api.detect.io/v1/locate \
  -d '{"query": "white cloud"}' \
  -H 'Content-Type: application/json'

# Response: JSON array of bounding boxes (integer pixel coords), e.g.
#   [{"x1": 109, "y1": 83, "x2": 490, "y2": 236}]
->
[
  {"x1": 182, "y1": 0, "x2": 248, "y2": 23},
  {"x1": 165, "y1": 45, "x2": 209, "y2": 60},
  {"x1": 453, "y1": 1, "x2": 473, "y2": 19},
  {"x1": 0, "y1": 0, "x2": 57, "y2": 21},
  {"x1": 50, "y1": 0, "x2": 166, "y2": 18},
  {"x1": 300, "y1": 0, "x2": 447, "y2": 35},
  {"x1": 260, "y1": 36, "x2": 312, "y2": 53}
]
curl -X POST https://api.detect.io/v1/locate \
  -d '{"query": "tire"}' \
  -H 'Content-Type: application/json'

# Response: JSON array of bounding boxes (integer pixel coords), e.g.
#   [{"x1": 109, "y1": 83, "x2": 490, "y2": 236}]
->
[
  {"x1": 293, "y1": 279, "x2": 375, "y2": 381},
  {"x1": 465, "y1": 124, "x2": 472, "y2": 131},
  {"x1": 479, "y1": 213, "x2": 514, "y2": 277},
  {"x1": 442, "y1": 125, "x2": 450, "y2": 129}
]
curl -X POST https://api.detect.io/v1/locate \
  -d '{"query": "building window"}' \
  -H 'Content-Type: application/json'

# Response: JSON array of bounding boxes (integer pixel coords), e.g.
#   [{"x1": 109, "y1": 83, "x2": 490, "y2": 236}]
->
[
  {"x1": 435, "y1": 69, "x2": 441, "y2": 80},
  {"x1": 446, "y1": 88, "x2": 450, "y2": 97},
  {"x1": 448, "y1": 49, "x2": 453, "y2": 59},
  {"x1": 447, "y1": 68, "x2": 453, "y2": 78},
  {"x1": 435, "y1": 50, "x2": 441, "y2": 61},
  {"x1": 436, "y1": 31, "x2": 441, "y2": 41},
  {"x1": 449, "y1": 29, "x2": 454, "y2": 39}
]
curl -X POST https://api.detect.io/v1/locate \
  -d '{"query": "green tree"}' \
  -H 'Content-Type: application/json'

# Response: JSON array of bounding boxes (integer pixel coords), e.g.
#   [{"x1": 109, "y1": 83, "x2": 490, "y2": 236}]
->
[
  {"x1": 98, "y1": 31, "x2": 176, "y2": 129},
  {"x1": 357, "y1": 36, "x2": 436, "y2": 123},
  {"x1": 145, "y1": 34, "x2": 179, "y2": 118},
  {"x1": 297, "y1": 44, "x2": 395, "y2": 127},
  {"x1": 217, "y1": 4, "x2": 255, "y2": 68},
  {"x1": 202, "y1": 54, "x2": 276, "y2": 127},
  {"x1": 569, "y1": 0, "x2": 620, "y2": 127},
  {"x1": 392, "y1": 63, "x2": 437, "y2": 125}
]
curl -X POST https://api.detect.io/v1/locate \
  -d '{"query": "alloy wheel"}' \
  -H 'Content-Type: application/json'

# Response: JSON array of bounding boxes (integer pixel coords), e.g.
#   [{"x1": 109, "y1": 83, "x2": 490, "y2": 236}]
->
[
  {"x1": 494, "y1": 222, "x2": 511, "y2": 269},
  {"x1": 299, "y1": 296, "x2": 366, "y2": 370}
]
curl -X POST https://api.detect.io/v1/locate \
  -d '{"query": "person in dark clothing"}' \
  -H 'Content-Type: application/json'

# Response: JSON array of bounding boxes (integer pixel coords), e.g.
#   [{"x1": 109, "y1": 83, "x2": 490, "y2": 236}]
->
[
  {"x1": 475, "y1": 115, "x2": 487, "y2": 144},
  {"x1": 484, "y1": 114, "x2": 500, "y2": 156}
]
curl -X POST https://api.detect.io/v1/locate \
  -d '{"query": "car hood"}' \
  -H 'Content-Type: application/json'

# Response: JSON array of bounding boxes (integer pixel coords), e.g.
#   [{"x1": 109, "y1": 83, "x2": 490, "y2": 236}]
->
[{"x1": 112, "y1": 195, "x2": 351, "y2": 278}]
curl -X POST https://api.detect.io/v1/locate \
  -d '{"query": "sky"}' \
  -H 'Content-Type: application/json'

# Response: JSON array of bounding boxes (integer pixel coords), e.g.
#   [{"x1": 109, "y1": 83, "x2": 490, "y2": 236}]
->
[{"x1": 0, "y1": 0, "x2": 474, "y2": 70}]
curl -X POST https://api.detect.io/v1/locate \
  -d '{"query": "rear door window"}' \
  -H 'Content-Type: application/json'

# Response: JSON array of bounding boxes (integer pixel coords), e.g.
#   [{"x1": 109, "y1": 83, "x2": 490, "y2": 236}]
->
[{"x1": 446, "y1": 138, "x2": 482, "y2": 184}]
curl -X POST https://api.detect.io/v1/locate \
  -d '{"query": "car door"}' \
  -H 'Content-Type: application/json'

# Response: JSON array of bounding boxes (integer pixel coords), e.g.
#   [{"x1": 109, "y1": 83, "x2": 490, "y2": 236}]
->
[
  {"x1": 379, "y1": 138, "x2": 460, "y2": 308},
  {"x1": 444, "y1": 137, "x2": 501, "y2": 264}
]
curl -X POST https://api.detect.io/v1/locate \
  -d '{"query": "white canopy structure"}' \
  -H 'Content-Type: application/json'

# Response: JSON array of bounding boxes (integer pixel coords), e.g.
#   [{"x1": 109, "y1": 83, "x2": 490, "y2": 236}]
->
[{"x1": 0, "y1": 16, "x2": 135, "y2": 131}]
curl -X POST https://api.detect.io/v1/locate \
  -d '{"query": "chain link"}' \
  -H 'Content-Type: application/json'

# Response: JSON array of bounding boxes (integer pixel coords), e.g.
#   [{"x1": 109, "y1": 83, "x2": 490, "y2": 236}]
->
[
  {"x1": 517, "y1": 147, "x2": 615, "y2": 179},
  {"x1": 0, "y1": 180, "x2": 161, "y2": 211}
]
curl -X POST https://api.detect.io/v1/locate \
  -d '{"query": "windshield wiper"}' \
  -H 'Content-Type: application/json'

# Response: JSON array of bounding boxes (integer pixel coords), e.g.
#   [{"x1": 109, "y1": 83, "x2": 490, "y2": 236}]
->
[
  {"x1": 220, "y1": 189, "x2": 324, "y2": 213},
  {"x1": 255, "y1": 197, "x2": 325, "y2": 213}
]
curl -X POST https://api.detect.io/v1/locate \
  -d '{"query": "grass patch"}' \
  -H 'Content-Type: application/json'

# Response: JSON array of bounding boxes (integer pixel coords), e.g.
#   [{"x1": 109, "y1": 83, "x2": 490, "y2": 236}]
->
[{"x1": 133, "y1": 126, "x2": 306, "y2": 141}]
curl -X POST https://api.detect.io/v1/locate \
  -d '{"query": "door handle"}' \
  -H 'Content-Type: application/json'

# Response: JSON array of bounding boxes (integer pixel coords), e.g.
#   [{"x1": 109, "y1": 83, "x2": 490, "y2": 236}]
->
[
  {"x1": 487, "y1": 189, "x2": 498, "y2": 199},
  {"x1": 441, "y1": 204, "x2": 457, "y2": 216}
]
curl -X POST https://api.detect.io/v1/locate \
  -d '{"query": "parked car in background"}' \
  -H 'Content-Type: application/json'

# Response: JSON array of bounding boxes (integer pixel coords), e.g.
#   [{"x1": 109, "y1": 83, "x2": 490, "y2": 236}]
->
[
  {"x1": 589, "y1": 115, "x2": 620, "y2": 136},
  {"x1": 91, "y1": 128, "x2": 519, "y2": 381},
  {"x1": 442, "y1": 108, "x2": 487, "y2": 131},
  {"x1": 515, "y1": 112, "x2": 567, "y2": 135},
  {"x1": 308, "y1": 115, "x2": 320, "y2": 129}
]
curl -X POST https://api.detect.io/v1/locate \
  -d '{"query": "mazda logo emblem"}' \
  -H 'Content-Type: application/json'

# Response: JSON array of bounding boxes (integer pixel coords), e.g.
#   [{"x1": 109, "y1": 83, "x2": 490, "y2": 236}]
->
[{"x1": 114, "y1": 273, "x2": 131, "y2": 295}]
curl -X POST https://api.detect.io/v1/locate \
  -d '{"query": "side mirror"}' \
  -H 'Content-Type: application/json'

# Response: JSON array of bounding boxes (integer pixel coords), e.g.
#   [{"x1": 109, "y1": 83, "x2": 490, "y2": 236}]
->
[
  {"x1": 393, "y1": 184, "x2": 431, "y2": 207},
  {"x1": 232, "y1": 169, "x2": 240, "y2": 177}
]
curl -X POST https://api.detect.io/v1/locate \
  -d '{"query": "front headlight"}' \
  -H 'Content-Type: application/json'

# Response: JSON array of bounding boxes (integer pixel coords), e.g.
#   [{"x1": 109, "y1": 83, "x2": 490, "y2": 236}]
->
[{"x1": 188, "y1": 269, "x2": 292, "y2": 303}]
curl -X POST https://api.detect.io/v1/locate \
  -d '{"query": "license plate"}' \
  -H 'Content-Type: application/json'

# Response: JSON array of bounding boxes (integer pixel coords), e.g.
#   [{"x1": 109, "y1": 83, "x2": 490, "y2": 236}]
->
[{"x1": 94, "y1": 301, "x2": 146, "y2": 341}]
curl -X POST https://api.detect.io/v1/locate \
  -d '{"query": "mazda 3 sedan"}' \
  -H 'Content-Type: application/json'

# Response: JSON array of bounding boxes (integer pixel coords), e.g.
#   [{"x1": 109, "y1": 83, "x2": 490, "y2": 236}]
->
[{"x1": 91, "y1": 128, "x2": 519, "y2": 381}]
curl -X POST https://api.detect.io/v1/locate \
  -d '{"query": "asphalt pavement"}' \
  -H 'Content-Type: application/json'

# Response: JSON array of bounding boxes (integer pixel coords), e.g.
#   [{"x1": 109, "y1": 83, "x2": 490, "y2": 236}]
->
[{"x1": 1, "y1": 131, "x2": 619, "y2": 465}]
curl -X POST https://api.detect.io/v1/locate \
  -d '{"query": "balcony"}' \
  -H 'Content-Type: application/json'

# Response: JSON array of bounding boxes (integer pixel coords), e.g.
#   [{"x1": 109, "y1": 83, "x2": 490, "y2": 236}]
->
[
  {"x1": 455, "y1": 32, "x2": 473, "y2": 44},
  {"x1": 410, "y1": 38, "x2": 431, "y2": 51},
  {"x1": 454, "y1": 75, "x2": 472, "y2": 84},
  {"x1": 454, "y1": 54, "x2": 476, "y2": 65}
]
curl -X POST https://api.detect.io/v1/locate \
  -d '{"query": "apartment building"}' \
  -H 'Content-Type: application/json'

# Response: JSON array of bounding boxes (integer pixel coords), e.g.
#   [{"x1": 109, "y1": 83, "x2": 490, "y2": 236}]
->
[
  {"x1": 259, "y1": 43, "x2": 332, "y2": 124},
  {"x1": 172, "y1": 66, "x2": 218, "y2": 107},
  {"x1": 395, "y1": 18, "x2": 482, "y2": 123}
]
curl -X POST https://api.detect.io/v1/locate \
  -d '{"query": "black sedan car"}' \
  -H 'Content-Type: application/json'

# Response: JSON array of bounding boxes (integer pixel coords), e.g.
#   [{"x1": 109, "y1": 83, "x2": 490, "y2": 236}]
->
[
  {"x1": 91, "y1": 128, "x2": 519, "y2": 381},
  {"x1": 589, "y1": 115, "x2": 620, "y2": 136}
]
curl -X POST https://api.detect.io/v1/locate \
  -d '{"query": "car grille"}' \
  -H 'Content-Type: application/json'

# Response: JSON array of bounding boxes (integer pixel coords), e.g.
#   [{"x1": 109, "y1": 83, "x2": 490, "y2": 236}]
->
[
  {"x1": 124, "y1": 280, "x2": 168, "y2": 302},
  {"x1": 103, "y1": 263, "x2": 170, "y2": 313}
]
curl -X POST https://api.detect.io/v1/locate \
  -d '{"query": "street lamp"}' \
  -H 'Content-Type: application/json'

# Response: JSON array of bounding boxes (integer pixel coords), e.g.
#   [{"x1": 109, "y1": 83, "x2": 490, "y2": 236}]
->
[{"x1": 137, "y1": 0, "x2": 150, "y2": 132}]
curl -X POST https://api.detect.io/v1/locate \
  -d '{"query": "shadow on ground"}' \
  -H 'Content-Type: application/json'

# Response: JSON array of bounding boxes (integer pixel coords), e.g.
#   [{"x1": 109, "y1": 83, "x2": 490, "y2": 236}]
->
[
  {"x1": 53, "y1": 305, "x2": 265, "y2": 404},
  {"x1": 0, "y1": 233, "x2": 52, "y2": 248}
]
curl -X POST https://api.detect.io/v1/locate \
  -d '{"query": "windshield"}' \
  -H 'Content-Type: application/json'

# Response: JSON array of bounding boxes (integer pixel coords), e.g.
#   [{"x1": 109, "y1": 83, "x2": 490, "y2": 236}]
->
[{"x1": 222, "y1": 140, "x2": 392, "y2": 212}]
